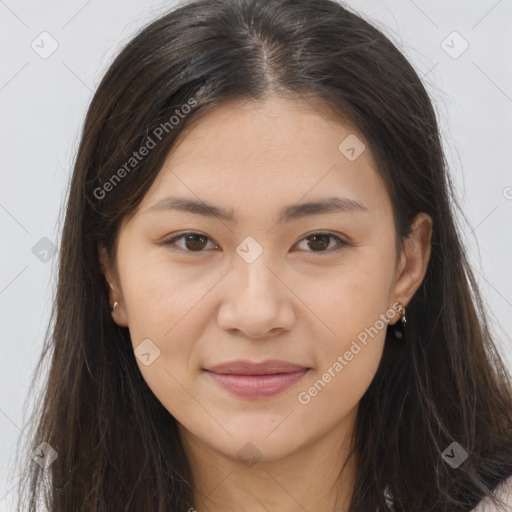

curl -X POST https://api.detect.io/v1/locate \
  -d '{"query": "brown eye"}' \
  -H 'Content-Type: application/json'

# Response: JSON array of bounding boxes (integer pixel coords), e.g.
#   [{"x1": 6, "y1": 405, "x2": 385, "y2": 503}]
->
[
  {"x1": 295, "y1": 232, "x2": 347, "y2": 253},
  {"x1": 164, "y1": 232, "x2": 217, "y2": 253},
  {"x1": 183, "y1": 233, "x2": 208, "y2": 251},
  {"x1": 306, "y1": 234, "x2": 330, "y2": 251}
]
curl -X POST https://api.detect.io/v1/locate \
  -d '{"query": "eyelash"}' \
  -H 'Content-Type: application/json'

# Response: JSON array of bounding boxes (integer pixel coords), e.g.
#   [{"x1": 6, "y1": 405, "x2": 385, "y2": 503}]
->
[{"x1": 162, "y1": 231, "x2": 349, "y2": 255}]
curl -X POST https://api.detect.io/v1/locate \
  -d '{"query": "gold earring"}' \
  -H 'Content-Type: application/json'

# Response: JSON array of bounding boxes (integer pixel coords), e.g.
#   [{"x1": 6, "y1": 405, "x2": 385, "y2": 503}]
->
[{"x1": 398, "y1": 303, "x2": 406, "y2": 326}]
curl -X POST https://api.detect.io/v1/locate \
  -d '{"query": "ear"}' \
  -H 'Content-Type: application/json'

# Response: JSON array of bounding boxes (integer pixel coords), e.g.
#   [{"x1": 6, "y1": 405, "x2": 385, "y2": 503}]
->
[
  {"x1": 98, "y1": 246, "x2": 129, "y2": 328},
  {"x1": 389, "y1": 212, "x2": 433, "y2": 324}
]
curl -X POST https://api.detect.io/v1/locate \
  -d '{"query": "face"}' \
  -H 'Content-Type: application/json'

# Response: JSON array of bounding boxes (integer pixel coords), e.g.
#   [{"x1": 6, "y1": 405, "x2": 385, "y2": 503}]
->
[{"x1": 101, "y1": 95, "x2": 431, "y2": 464}]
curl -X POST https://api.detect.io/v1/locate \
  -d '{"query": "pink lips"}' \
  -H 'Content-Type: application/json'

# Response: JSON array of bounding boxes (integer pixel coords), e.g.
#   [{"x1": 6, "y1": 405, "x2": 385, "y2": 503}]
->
[{"x1": 204, "y1": 360, "x2": 309, "y2": 399}]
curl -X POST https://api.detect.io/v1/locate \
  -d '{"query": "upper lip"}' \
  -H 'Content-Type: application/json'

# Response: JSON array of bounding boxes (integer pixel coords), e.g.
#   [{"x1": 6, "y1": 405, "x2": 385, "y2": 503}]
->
[{"x1": 205, "y1": 359, "x2": 309, "y2": 375}]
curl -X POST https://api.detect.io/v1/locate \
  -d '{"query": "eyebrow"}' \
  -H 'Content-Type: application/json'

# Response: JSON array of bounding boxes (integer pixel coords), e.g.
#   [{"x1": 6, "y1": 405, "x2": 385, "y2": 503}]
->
[{"x1": 144, "y1": 196, "x2": 368, "y2": 222}]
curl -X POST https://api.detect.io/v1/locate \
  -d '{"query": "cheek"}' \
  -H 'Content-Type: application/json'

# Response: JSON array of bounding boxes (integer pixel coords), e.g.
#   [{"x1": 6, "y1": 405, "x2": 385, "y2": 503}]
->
[
  {"x1": 120, "y1": 245, "x2": 221, "y2": 340},
  {"x1": 117, "y1": 249, "x2": 219, "y2": 409},
  {"x1": 295, "y1": 302, "x2": 389, "y2": 427},
  {"x1": 294, "y1": 245, "x2": 395, "y2": 405},
  {"x1": 301, "y1": 248, "x2": 396, "y2": 345},
  {"x1": 294, "y1": 346, "x2": 382, "y2": 441}
]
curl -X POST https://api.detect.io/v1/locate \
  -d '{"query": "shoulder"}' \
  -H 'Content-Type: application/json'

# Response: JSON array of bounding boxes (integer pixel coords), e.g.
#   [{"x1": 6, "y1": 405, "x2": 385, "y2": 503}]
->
[{"x1": 472, "y1": 476, "x2": 512, "y2": 512}]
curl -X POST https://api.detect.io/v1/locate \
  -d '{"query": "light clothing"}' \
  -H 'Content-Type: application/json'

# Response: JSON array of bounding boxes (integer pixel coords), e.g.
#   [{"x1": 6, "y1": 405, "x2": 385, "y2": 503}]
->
[
  {"x1": 472, "y1": 476, "x2": 512, "y2": 511},
  {"x1": 382, "y1": 476, "x2": 512, "y2": 511}
]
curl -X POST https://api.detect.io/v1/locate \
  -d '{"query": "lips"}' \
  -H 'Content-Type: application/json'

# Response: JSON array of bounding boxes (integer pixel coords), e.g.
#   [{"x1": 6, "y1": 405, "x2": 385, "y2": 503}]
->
[
  {"x1": 206, "y1": 359, "x2": 308, "y2": 375},
  {"x1": 204, "y1": 359, "x2": 310, "y2": 399}
]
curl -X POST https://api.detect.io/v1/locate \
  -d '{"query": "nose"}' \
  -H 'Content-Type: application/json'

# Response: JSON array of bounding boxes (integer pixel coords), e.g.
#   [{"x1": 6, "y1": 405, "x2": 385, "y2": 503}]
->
[{"x1": 215, "y1": 253, "x2": 296, "y2": 340}]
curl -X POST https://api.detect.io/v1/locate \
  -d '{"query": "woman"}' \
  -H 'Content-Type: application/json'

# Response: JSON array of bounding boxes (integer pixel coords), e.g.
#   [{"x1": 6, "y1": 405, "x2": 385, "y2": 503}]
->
[{"x1": 17, "y1": 0, "x2": 512, "y2": 510}]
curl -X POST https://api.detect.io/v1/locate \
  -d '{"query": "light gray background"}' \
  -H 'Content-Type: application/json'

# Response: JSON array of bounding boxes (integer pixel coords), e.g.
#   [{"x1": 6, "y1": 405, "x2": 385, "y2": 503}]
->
[{"x1": 1, "y1": 0, "x2": 511, "y2": 509}]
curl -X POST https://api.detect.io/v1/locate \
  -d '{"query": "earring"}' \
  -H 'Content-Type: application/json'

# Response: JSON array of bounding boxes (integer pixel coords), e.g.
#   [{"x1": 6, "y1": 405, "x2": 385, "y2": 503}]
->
[
  {"x1": 398, "y1": 303, "x2": 406, "y2": 326},
  {"x1": 107, "y1": 279, "x2": 118, "y2": 313},
  {"x1": 393, "y1": 302, "x2": 406, "y2": 339}
]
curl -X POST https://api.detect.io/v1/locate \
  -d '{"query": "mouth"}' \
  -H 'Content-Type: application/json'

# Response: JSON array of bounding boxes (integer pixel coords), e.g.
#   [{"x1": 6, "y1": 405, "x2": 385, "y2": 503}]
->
[{"x1": 203, "y1": 359, "x2": 310, "y2": 399}]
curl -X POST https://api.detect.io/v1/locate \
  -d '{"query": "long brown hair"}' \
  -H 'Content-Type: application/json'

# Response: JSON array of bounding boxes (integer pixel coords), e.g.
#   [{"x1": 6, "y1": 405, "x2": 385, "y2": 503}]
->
[{"x1": 16, "y1": 0, "x2": 512, "y2": 510}]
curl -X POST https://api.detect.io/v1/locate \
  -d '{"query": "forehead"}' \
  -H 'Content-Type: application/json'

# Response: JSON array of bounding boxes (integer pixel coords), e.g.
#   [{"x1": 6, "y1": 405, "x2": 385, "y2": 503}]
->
[
  {"x1": 137, "y1": 96, "x2": 390, "y2": 221},
  {"x1": 167, "y1": 95, "x2": 369, "y2": 168}
]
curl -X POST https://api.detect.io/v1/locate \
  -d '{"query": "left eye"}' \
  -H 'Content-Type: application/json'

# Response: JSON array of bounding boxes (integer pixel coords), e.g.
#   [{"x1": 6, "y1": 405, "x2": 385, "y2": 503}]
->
[
  {"x1": 163, "y1": 231, "x2": 347, "y2": 254},
  {"x1": 294, "y1": 232, "x2": 347, "y2": 253}
]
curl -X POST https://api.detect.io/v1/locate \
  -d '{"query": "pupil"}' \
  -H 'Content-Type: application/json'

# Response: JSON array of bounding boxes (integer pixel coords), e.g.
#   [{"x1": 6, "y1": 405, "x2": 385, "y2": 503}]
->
[{"x1": 185, "y1": 234, "x2": 207, "y2": 251}]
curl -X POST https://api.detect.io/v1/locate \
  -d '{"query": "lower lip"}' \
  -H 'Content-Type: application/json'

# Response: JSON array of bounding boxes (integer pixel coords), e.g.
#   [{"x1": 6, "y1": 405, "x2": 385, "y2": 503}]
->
[{"x1": 205, "y1": 369, "x2": 309, "y2": 399}]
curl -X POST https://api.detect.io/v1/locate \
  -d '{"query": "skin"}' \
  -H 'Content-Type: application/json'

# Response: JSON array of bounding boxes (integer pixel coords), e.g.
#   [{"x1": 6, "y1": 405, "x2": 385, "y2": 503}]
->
[{"x1": 100, "y1": 95, "x2": 432, "y2": 512}]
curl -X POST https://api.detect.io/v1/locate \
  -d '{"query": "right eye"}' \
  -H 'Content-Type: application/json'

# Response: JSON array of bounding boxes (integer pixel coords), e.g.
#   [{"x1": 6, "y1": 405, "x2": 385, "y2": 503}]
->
[{"x1": 163, "y1": 231, "x2": 220, "y2": 254}]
